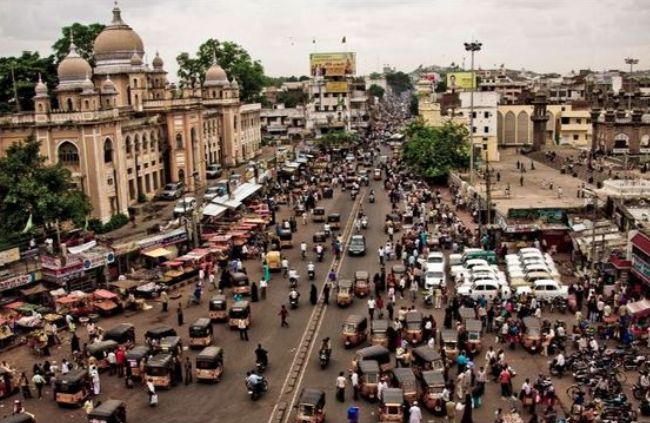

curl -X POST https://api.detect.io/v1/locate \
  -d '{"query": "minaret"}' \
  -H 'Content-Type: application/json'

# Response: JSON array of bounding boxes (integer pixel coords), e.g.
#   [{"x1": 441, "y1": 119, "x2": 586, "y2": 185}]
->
[
  {"x1": 33, "y1": 73, "x2": 50, "y2": 114},
  {"x1": 531, "y1": 91, "x2": 549, "y2": 151}
]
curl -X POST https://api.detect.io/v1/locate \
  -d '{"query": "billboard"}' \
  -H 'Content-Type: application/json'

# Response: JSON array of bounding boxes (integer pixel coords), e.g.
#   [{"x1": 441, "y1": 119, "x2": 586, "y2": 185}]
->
[
  {"x1": 446, "y1": 72, "x2": 477, "y2": 90},
  {"x1": 325, "y1": 81, "x2": 349, "y2": 93},
  {"x1": 309, "y1": 52, "x2": 356, "y2": 77}
]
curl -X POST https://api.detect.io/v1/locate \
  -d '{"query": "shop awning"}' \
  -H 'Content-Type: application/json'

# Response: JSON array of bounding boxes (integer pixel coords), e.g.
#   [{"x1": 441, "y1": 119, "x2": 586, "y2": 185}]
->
[
  {"x1": 203, "y1": 203, "x2": 227, "y2": 217},
  {"x1": 627, "y1": 299, "x2": 650, "y2": 318},
  {"x1": 233, "y1": 182, "x2": 262, "y2": 203},
  {"x1": 109, "y1": 279, "x2": 141, "y2": 290},
  {"x1": 211, "y1": 195, "x2": 242, "y2": 210},
  {"x1": 143, "y1": 247, "x2": 172, "y2": 258},
  {"x1": 20, "y1": 284, "x2": 47, "y2": 297}
]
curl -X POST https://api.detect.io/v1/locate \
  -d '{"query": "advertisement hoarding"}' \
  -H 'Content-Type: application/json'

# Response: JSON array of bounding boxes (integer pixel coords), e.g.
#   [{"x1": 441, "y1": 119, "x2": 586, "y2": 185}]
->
[
  {"x1": 309, "y1": 52, "x2": 356, "y2": 77},
  {"x1": 325, "y1": 81, "x2": 349, "y2": 93},
  {"x1": 446, "y1": 72, "x2": 477, "y2": 90}
]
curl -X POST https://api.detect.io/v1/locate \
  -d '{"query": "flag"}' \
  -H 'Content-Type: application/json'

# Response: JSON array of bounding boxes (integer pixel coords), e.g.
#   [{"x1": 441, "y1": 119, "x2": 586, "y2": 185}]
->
[
  {"x1": 341, "y1": 36, "x2": 346, "y2": 44},
  {"x1": 22, "y1": 214, "x2": 33, "y2": 233}
]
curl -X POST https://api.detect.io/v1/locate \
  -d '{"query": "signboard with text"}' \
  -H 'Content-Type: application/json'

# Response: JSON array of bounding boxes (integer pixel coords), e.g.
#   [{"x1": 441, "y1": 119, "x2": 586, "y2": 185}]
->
[
  {"x1": 326, "y1": 81, "x2": 349, "y2": 93},
  {"x1": 0, "y1": 271, "x2": 40, "y2": 292},
  {"x1": 309, "y1": 52, "x2": 356, "y2": 77},
  {"x1": 446, "y1": 71, "x2": 477, "y2": 90},
  {"x1": 0, "y1": 248, "x2": 20, "y2": 266}
]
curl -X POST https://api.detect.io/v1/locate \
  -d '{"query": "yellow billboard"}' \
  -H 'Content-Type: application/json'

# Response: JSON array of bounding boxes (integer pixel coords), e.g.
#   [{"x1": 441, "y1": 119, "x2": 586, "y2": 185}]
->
[
  {"x1": 309, "y1": 52, "x2": 356, "y2": 77},
  {"x1": 446, "y1": 72, "x2": 477, "y2": 90},
  {"x1": 326, "y1": 81, "x2": 349, "y2": 93}
]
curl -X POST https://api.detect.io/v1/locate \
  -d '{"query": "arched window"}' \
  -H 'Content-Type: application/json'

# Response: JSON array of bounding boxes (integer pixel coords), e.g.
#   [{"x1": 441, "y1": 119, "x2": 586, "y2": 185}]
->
[
  {"x1": 104, "y1": 138, "x2": 113, "y2": 163},
  {"x1": 134, "y1": 134, "x2": 140, "y2": 152},
  {"x1": 38, "y1": 104, "x2": 43, "y2": 112},
  {"x1": 58, "y1": 142, "x2": 79, "y2": 165},
  {"x1": 133, "y1": 79, "x2": 138, "y2": 88},
  {"x1": 142, "y1": 133, "x2": 148, "y2": 153},
  {"x1": 135, "y1": 94, "x2": 139, "y2": 105},
  {"x1": 84, "y1": 100, "x2": 89, "y2": 110},
  {"x1": 178, "y1": 169, "x2": 185, "y2": 182},
  {"x1": 614, "y1": 133, "x2": 630, "y2": 150},
  {"x1": 176, "y1": 133, "x2": 183, "y2": 149},
  {"x1": 125, "y1": 136, "x2": 132, "y2": 154},
  {"x1": 66, "y1": 98, "x2": 74, "y2": 111},
  {"x1": 517, "y1": 111, "x2": 529, "y2": 143},
  {"x1": 504, "y1": 111, "x2": 516, "y2": 144}
]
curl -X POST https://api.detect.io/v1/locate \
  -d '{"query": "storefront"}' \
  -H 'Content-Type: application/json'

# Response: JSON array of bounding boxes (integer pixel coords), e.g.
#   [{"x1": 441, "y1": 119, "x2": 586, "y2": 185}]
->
[{"x1": 630, "y1": 232, "x2": 650, "y2": 292}]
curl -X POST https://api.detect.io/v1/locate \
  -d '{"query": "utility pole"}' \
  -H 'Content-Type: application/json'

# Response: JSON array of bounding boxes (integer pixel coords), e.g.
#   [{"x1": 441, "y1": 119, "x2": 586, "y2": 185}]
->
[
  {"x1": 464, "y1": 41, "x2": 482, "y2": 184},
  {"x1": 589, "y1": 191, "x2": 598, "y2": 279},
  {"x1": 485, "y1": 149, "x2": 492, "y2": 235},
  {"x1": 624, "y1": 57, "x2": 638, "y2": 111}
]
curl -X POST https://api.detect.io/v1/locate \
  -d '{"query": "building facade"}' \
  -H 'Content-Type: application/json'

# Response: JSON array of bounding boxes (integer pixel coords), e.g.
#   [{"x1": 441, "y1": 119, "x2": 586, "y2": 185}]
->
[
  {"x1": 0, "y1": 5, "x2": 261, "y2": 223},
  {"x1": 458, "y1": 91, "x2": 500, "y2": 161}
]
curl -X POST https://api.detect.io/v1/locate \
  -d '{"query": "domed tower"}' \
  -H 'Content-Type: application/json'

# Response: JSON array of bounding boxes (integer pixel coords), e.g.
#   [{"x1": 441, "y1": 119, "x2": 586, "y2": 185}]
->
[
  {"x1": 80, "y1": 74, "x2": 99, "y2": 112},
  {"x1": 56, "y1": 38, "x2": 93, "y2": 112},
  {"x1": 203, "y1": 56, "x2": 229, "y2": 100},
  {"x1": 149, "y1": 51, "x2": 167, "y2": 100},
  {"x1": 93, "y1": 3, "x2": 146, "y2": 107},
  {"x1": 33, "y1": 74, "x2": 50, "y2": 114},
  {"x1": 100, "y1": 75, "x2": 118, "y2": 109}
]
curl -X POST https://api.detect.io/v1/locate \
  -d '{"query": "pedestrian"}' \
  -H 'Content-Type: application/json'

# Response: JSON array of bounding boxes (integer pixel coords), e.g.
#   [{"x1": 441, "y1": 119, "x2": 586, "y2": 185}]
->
[
  {"x1": 367, "y1": 296, "x2": 376, "y2": 320},
  {"x1": 335, "y1": 371, "x2": 346, "y2": 402},
  {"x1": 260, "y1": 278, "x2": 267, "y2": 300},
  {"x1": 32, "y1": 372, "x2": 45, "y2": 399},
  {"x1": 184, "y1": 357, "x2": 193, "y2": 385},
  {"x1": 177, "y1": 303, "x2": 184, "y2": 326},
  {"x1": 376, "y1": 295, "x2": 384, "y2": 319},
  {"x1": 116, "y1": 347, "x2": 125, "y2": 378},
  {"x1": 251, "y1": 282, "x2": 259, "y2": 303},
  {"x1": 208, "y1": 272, "x2": 216, "y2": 290},
  {"x1": 279, "y1": 305, "x2": 289, "y2": 327},
  {"x1": 323, "y1": 282, "x2": 331, "y2": 305},
  {"x1": 19, "y1": 372, "x2": 31, "y2": 399},
  {"x1": 387, "y1": 302, "x2": 394, "y2": 321},
  {"x1": 496, "y1": 172, "x2": 501, "y2": 182},
  {"x1": 160, "y1": 290, "x2": 169, "y2": 312},
  {"x1": 107, "y1": 348, "x2": 117, "y2": 376},
  {"x1": 71, "y1": 331, "x2": 80, "y2": 354},
  {"x1": 146, "y1": 378, "x2": 157, "y2": 406},
  {"x1": 351, "y1": 369, "x2": 360, "y2": 400},
  {"x1": 310, "y1": 284, "x2": 318, "y2": 305},
  {"x1": 460, "y1": 394, "x2": 474, "y2": 423},
  {"x1": 238, "y1": 318, "x2": 249, "y2": 341},
  {"x1": 499, "y1": 366, "x2": 512, "y2": 398},
  {"x1": 409, "y1": 401, "x2": 423, "y2": 423},
  {"x1": 520, "y1": 175, "x2": 524, "y2": 187}
]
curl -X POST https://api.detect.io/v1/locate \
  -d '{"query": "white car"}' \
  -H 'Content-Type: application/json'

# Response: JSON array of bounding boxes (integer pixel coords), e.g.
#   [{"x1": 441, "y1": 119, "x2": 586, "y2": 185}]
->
[
  {"x1": 508, "y1": 263, "x2": 559, "y2": 279},
  {"x1": 515, "y1": 279, "x2": 568, "y2": 301},
  {"x1": 449, "y1": 248, "x2": 483, "y2": 267},
  {"x1": 425, "y1": 269, "x2": 446, "y2": 289},
  {"x1": 425, "y1": 251, "x2": 446, "y2": 270},
  {"x1": 452, "y1": 259, "x2": 498, "y2": 281},
  {"x1": 457, "y1": 280, "x2": 511, "y2": 300},
  {"x1": 173, "y1": 196, "x2": 197, "y2": 217}
]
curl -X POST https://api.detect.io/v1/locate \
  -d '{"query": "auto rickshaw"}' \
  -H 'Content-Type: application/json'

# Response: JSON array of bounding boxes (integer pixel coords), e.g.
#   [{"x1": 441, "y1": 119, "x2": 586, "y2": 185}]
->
[
  {"x1": 327, "y1": 213, "x2": 341, "y2": 231},
  {"x1": 458, "y1": 307, "x2": 476, "y2": 324},
  {"x1": 378, "y1": 388, "x2": 404, "y2": 422},
  {"x1": 279, "y1": 229, "x2": 293, "y2": 249},
  {"x1": 125, "y1": 345, "x2": 150, "y2": 381},
  {"x1": 420, "y1": 370, "x2": 446, "y2": 411},
  {"x1": 373, "y1": 168, "x2": 382, "y2": 180},
  {"x1": 371, "y1": 319, "x2": 389, "y2": 347},
  {"x1": 352, "y1": 345, "x2": 391, "y2": 373},
  {"x1": 358, "y1": 360, "x2": 380, "y2": 400},
  {"x1": 521, "y1": 317, "x2": 542, "y2": 352},
  {"x1": 391, "y1": 368, "x2": 418, "y2": 405},
  {"x1": 228, "y1": 300, "x2": 251, "y2": 329},
  {"x1": 312, "y1": 207, "x2": 326, "y2": 223},
  {"x1": 159, "y1": 336, "x2": 183, "y2": 357},
  {"x1": 86, "y1": 399, "x2": 126, "y2": 423},
  {"x1": 0, "y1": 414, "x2": 37, "y2": 423},
  {"x1": 354, "y1": 271, "x2": 370, "y2": 297},
  {"x1": 195, "y1": 346, "x2": 224, "y2": 382},
  {"x1": 189, "y1": 318, "x2": 213, "y2": 348},
  {"x1": 104, "y1": 323, "x2": 135, "y2": 347},
  {"x1": 342, "y1": 314, "x2": 368, "y2": 348},
  {"x1": 312, "y1": 232, "x2": 327, "y2": 243},
  {"x1": 54, "y1": 369, "x2": 90, "y2": 407},
  {"x1": 144, "y1": 353, "x2": 174, "y2": 388},
  {"x1": 231, "y1": 272, "x2": 251, "y2": 296},
  {"x1": 337, "y1": 280, "x2": 354, "y2": 307},
  {"x1": 466, "y1": 319, "x2": 483, "y2": 354},
  {"x1": 440, "y1": 330, "x2": 459, "y2": 362},
  {"x1": 144, "y1": 325, "x2": 177, "y2": 348},
  {"x1": 295, "y1": 388, "x2": 326, "y2": 423},
  {"x1": 87, "y1": 340, "x2": 119, "y2": 370},
  {"x1": 404, "y1": 311, "x2": 423, "y2": 344},
  {"x1": 389, "y1": 264, "x2": 406, "y2": 288},
  {"x1": 266, "y1": 251, "x2": 282, "y2": 271},
  {"x1": 209, "y1": 295, "x2": 228, "y2": 322},
  {"x1": 411, "y1": 346, "x2": 445, "y2": 377}
]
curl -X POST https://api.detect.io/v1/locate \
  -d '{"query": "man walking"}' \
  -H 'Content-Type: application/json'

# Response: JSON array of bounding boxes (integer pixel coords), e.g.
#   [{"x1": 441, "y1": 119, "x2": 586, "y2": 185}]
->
[
  {"x1": 238, "y1": 318, "x2": 249, "y2": 341},
  {"x1": 367, "y1": 296, "x2": 376, "y2": 320},
  {"x1": 323, "y1": 281, "x2": 331, "y2": 305},
  {"x1": 336, "y1": 371, "x2": 346, "y2": 402},
  {"x1": 177, "y1": 303, "x2": 184, "y2": 326},
  {"x1": 351, "y1": 369, "x2": 360, "y2": 401},
  {"x1": 184, "y1": 357, "x2": 193, "y2": 385},
  {"x1": 279, "y1": 305, "x2": 289, "y2": 327}
]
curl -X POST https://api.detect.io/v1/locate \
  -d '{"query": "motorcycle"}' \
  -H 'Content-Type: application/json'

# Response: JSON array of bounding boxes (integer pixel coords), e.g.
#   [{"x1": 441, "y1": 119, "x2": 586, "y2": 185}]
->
[
  {"x1": 256, "y1": 360, "x2": 267, "y2": 373},
  {"x1": 308, "y1": 269, "x2": 315, "y2": 281},
  {"x1": 361, "y1": 216, "x2": 368, "y2": 229},
  {"x1": 246, "y1": 376, "x2": 268, "y2": 401},
  {"x1": 319, "y1": 348, "x2": 331, "y2": 369},
  {"x1": 548, "y1": 359, "x2": 565, "y2": 377},
  {"x1": 317, "y1": 250, "x2": 324, "y2": 262},
  {"x1": 633, "y1": 382, "x2": 648, "y2": 400},
  {"x1": 368, "y1": 193, "x2": 375, "y2": 203},
  {"x1": 351, "y1": 190, "x2": 357, "y2": 200},
  {"x1": 289, "y1": 292, "x2": 300, "y2": 309}
]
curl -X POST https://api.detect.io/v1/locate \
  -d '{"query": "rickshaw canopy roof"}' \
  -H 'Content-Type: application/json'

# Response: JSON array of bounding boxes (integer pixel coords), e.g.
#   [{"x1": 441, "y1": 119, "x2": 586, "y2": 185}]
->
[
  {"x1": 358, "y1": 360, "x2": 380, "y2": 374},
  {"x1": 160, "y1": 336, "x2": 181, "y2": 346},
  {"x1": 126, "y1": 345, "x2": 150, "y2": 359},
  {"x1": 56, "y1": 368, "x2": 88, "y2": 384},
  {"x1": 413, "y1": 345, "x2": 441, "y2": 362},
  {"x1": 339, "y1": 279, "x2": 353, "y2": 289},
  {"x1": 145, "y1": 325, "x2": 176, "y2": 339},
  {"x1": 266, "y1": 251, "x2": 281, "y2": 259},
  {"x1": 466, "y1": 319, "x2": 482, "y2": 332},
  {"x1": 87, "y1": 399, "x2": 125, "y2": 418},
  {"x1": 422, "y1": 370, "x2": 445, "y2": 386},
  {"x1": 231, "y1": 272, "x2": 249, "y2": 282},
  {"x1": 523, "y1": 317, "x2": 541, "y2": 328},
  {"x1": 405, "y1": 310, "x2": 422, "y2": 322},
  {"x1": 441, "y1": 330, "x2": 457, "y2": 341},
  {"x1": 232, "y1": 300, "x2": 250, "y2": 310},
  {"x1": 105, "y1": 323, "x2": 134, "y2": 337},
  {"x1": 345, "y1": 314, "x2": 366, "y2": 325},
  {"x1": 299, "y1": 388, "x2": 325, "y2": 406},
  {"x1": 355, "y1": 270, "x2": 369, "y2": 280},
  {"x1": 148, "y1": 353, "x2": 173, "y2": 366},
  {"x1": 372, "y1": 319, "x2": 389, "y2": 332},
  {"x1": 0, "y1": 414, "x2": 36, "y2": 423},
  {"x1": 382, "y1": 388, "x2": 404, "y2": 405},
  {"x1": 328, "y1": 213, "x2": 341, "y2": 220},
  {"x1": 210, "y1": 295, "x2": 227, "y2": 304},
  {"x1": 197, "y1": 346, "x2": 223, "y2": 360},
  {"x1": 392, "y1": 367, "x2": 416, "y2": 383},
  {"x1": 191, "y1": 318, "x2": 212, "y2": 328},
  {"x1": 87, "y1": 340, "x2": 118, "y2": 355},
  {"x1": 459, "y1": 307, "x2": 476, "y2": 320},
  {"x1": 357, "y1": 345, "x2": 389, "y2": 360},
  {"x1": 313, "y1": 207, "x2": 325, "y2": 214}
]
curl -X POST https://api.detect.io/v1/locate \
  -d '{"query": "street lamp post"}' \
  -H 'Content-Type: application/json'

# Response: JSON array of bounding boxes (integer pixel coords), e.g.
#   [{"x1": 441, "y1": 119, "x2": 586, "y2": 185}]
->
[
  {"x1": 464, "y1": 41, "x2": 482, "y2": 184},
  {"x1": 624, "y1": 58, "x2": 639, "y2": 111}
]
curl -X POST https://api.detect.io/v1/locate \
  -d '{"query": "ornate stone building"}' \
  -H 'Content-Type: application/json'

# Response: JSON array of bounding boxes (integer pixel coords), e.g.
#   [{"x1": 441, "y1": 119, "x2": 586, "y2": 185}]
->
[{"x1": 0, "y1": 5, "x2": 261, "y2": 223}]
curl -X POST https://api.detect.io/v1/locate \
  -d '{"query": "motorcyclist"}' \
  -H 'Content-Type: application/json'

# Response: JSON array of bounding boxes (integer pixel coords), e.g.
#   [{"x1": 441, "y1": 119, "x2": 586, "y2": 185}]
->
[
  {"x1": 320, "y1": 337, "x2": 332, "y2": 355},
  {"x1": 323, "y1": 223, "x2": 331, "y2": 236},
  {"x1": 246, "y1": 371, "x2": 263, "y2": 393},
  {"x1": 300, "y1": 241, "x2": 307, "y2": 259},
  {"x1": 640, "y1": 371, "x2": 650, "y2": 393},
  {"x1": 315, "y1": 244, "x2": 324, "y2": 260},
  {"x1": 553, "y1": 351, "x2": 565, "y2": 375},
  {"x1": 289, "y1": 288, "x2": 300, "y2": 302},
  {"x1": 288, "y1": 268, "x2": 299, "y2": 282},
  {"x1": 255, "y1": 344, "x2": 269, "y2": 367}
]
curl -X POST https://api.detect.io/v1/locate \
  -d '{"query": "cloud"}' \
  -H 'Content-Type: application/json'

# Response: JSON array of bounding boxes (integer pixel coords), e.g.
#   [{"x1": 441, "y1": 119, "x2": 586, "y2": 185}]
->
[{"x1": 0, "y1": 0, "x2": 647, "y2": 80}]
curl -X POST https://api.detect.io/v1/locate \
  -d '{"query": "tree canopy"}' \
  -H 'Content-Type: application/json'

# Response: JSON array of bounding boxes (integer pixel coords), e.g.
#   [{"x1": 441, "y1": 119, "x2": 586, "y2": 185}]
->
[
  {"x1": 51, "y1": 23, "x2": 105, "y2": 65},
  {"x1": 176, "y1": 38, "x2": 266, "y2": 103},
  {"x1": 276, "y1": 90, "x2": 308, "y2": 108},
  {"x1": 0, "y1": 135, "x2": 91, "y2": 240},
  {"x1": 316, "y1": 131, "x2": 359, "y2": 151},
  {"x1": 385, "y1": 71, "x2": 412, "y2": 95},
  {"x1": 0, "y1": 52, "x2": 57, "y2": 113},
  {"x1": 368, "y1": 84, "x2": 385, "y2": 99},
  {"x1": 402, "y1": 118, "x2": 470, "y2": 180}
]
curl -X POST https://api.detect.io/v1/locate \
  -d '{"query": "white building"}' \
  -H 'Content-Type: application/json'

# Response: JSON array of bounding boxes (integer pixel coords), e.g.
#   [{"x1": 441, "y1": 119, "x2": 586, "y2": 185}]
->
[
  {"x1": 306, "y1": 77, "x2": 369, "y2": 136},
  {"x1": 458, "y1": 91, "x2": 500, "y2": 160}
]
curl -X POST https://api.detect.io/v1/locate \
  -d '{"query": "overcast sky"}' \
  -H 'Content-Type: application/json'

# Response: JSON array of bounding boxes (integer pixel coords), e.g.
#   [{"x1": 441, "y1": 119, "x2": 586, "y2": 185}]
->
[{"x1": 1, "y1": 0, "x2": 649, "y2": 80}]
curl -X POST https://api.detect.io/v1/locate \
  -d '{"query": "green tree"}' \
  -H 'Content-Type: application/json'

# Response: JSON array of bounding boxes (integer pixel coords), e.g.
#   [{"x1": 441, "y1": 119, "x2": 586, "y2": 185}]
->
[
  {"x1": 0, "y1": 134, "x2": 91, "y2": 240},
  {"x1": 368, "y1": 84, "x2": 385, "y2": 99},
  {"x1": 0, "y1": 52, "x2": 57, "y2": 113},
  {"x1": 276, "y1": 90, "x2": 308, "y2": 108},
  {"x1": 409, "y1": 94, "x2": 419, "y2": 115},
  {"x1": 385, "y1": 71, "x2": 412, "y2": 95},
  {"x1": 402, "y1": 118, "x2": 470, "y2": 180},
  {"x1": 316, "y1": 131, "x2": 359, "y2": 151},
  {"x1": 176, "y1": 38, "x2": 266, "y2": 103},
  {"x1": 51, "y1": 23, "x2": 105, "y2": 65},
  {"x1": 369, "y1": 72, "x2": 382, "y2": 79},
  {"x1": 435, "y1": 79, "x2": 447, "y2": 93}
]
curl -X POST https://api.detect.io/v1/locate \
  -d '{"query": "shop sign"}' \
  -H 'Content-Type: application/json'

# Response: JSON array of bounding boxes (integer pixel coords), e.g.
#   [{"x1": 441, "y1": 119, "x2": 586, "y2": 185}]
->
[
  {"x1": 632, "y1": 256, "x2": 650, "y2": 280},
  {"x1": 0, "y1": 248, "x2": 20, "y2": 266},
  {"x1": 112, "y1": 242, "x2": 139, "y2": 256},
  {"x1": 138, "y1": 228, "x2": 187, "y2": 250},
  {"x1": 41, "y1": 255, "x2": 82, "y2": 270},
  {"x1": 81, "y1": 252, "x2": 115, "y2": 270},
  {"x1": 0, "y1": 271, "x2": 39, "y2": 292}
]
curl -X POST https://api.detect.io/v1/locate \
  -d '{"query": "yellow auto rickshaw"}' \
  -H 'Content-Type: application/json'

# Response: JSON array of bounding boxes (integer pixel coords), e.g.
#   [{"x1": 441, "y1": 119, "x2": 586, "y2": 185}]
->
[
  {"x1": 209, "y1": 295, "x2": 228, "y2": 322},
  {"x1": 327, "y1": 214, "x2": 341, "y2": 230},
  {"x1": 373, "y1": 168, "x2": 382, "y2": 180},
  {"x1": 159, "y1": 336, "x2": 183, "y2": 357},
  {"x1": 195, "y1": 346, "x2": 224, "y2": 383},
  {"x1": 354, "y1": 271, "x2": 370, "y2": 297},
  {"x1": 294, "y1": 388, "x2": 326, "y2": 423},
  {"x1": 279, "y1": 229, "x2": 293, "y2": 249},
  {"x1": 266, "y1": 251, "x2": 282, "y2": 271},
  {"x1": 144, "y1": 353, "x2": 174, "y2": 388},
  {"x1": 86, "y1": 399, "x2": 126, "y2": 423},
  {"x1": 358, "y1": 360, "x2": 380, "y2": 400},
  {"x1": 228, "y1": 300, "x2": 251, "y2": 329},
  {"x1": 404, "y1": 310, "x2": 423, "y2": 344},
  {"x1": 352, "y1": 345, "x2": 391, "y2": 373},
  {"x1": 54, "y1": 369, "x2": 90, "y2": 407},
  {"x1": 104, "y1": 323, "x2": 135, "y2": 347},
  {"x1": 337, "y1": 280, "x2": 354, "y2": 307},
  {"x1": 125, "y1": 345, "x2": 150, "y2": 381},
  {"x1": 0, "y1": 414, "x2": 37, "y2": 423},
  {"x1": 392, "y1": 368, "x2": 418, "y2": 405},
  {"x1": 371, "y1": 319, "x2": 389, "y2": 347},
  {"x1": 466, "y1": 319, "x2": 483, "y2": 354},
  {"x1": 521, "y1": 317, "x2": 542, "y2": 353},
  {"x1": 411, "y1": 346, "x2": 445, "y2": 377},
  {"x1": 189, "y1": 318, "x2": 213, "y2": 348},
  {"x1": 231, "y1": 271, "x2": 251, "y2": 296},
  {"x1": 420, "y1": 370, "x2": 446, "y2": 411},
  {"x1": 87, "y1": 340, "x2": 119, "y2": 370},
  {"x1": 342, "y1": 314, "x2": 368, "y2": 348},
  {"x1": 378, "y1": 388, "x2": 404, "y2": 422},
  {"x1": 312, "y1": 207, "x2": 326, "y2": 223},
  {"x1": 440, "y1": 330, "x2": 459, "y2": 362}
]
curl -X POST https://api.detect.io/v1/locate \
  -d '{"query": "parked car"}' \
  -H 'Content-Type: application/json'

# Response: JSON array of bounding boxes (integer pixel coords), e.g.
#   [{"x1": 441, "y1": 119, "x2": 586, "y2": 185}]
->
[
  {"x1": 173, "y1": 197, "x2": 197, "y2": 217},
  {"x1": 456, "y1": 280, "x2": 511, "y2": 300},
  {"x1": 155, "y1": 182, "x2": 185, "y2": 201},
  {"x1": 348, "y1": 235, "x2": 366, "y2": 256},
  {"x1": 206, "y1": 164, "x2": 223, "y2": 179},
  {"x1": 515, "y1": 279, "x2": 569, "y2": 301},
  {"x1": 424, "y1": 269, "x2": 445, "y2": 290},
  {"x1": 425, "y1": 251, "x2": 446, "y2": 270},
  {"x1": 203, "y1": 186, "x2": 226, "y2": 201}
]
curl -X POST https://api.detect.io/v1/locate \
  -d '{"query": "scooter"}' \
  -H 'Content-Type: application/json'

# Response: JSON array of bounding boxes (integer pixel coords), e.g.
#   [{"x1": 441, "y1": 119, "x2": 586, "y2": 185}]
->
[
  {"x1": 319, "y1": 348, "x2": 331, "y2": 369},
  {"x1": 361, "y1": 216, "x2": 368, "y2": 229},
  {"x1": 289, "y1": 292, "x2": 300, "y2": 309},
  {"x1": 256, "y1": 360, "x2": 267, "y2": 374},
  {"x1": 369, "y1": 193, "x2": 375, "y2": 203},
  {"x1": 246, "y1": 377, "x2": 268, "y2": 401},
  {"x1": 308, "y1": 269, "x2": 315, "y2": 280}
]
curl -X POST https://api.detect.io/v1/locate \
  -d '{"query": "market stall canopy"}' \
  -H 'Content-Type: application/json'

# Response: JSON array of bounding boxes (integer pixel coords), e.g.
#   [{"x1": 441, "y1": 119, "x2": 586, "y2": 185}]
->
[
  {"x1": 211, "y1": 195, "x2": 242, "y2": 210},
  {"x1": 109, "y1": 279, "x2": 141, "y2": 290},
  {"x1": 232, "y1": 182, "x2": 262, "y2": 203},
  {"x1": 20, "y1": 284, "x2": 48, "y2": 297},
  {"x1": 203, "y1": 203, "x2": 227, "y2": 218},
  {"x1": 143, "y1": 247, "x2": 173, "y2": 258},
  {"x1": 66, "y1": 240, "x2": 97, "y2": 255},
  {"x1": 626, "y1": 299, "x2": 650, "y2": 318}
]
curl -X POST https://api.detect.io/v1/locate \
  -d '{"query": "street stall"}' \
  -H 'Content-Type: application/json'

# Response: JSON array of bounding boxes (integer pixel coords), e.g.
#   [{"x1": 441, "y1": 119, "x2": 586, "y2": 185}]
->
[
  {"x1": 91, "y1": 289, "x2": 121, "y2": 316},
  {"x1": 54, "y1": 291, "x2": 92, "y2": 318}
]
